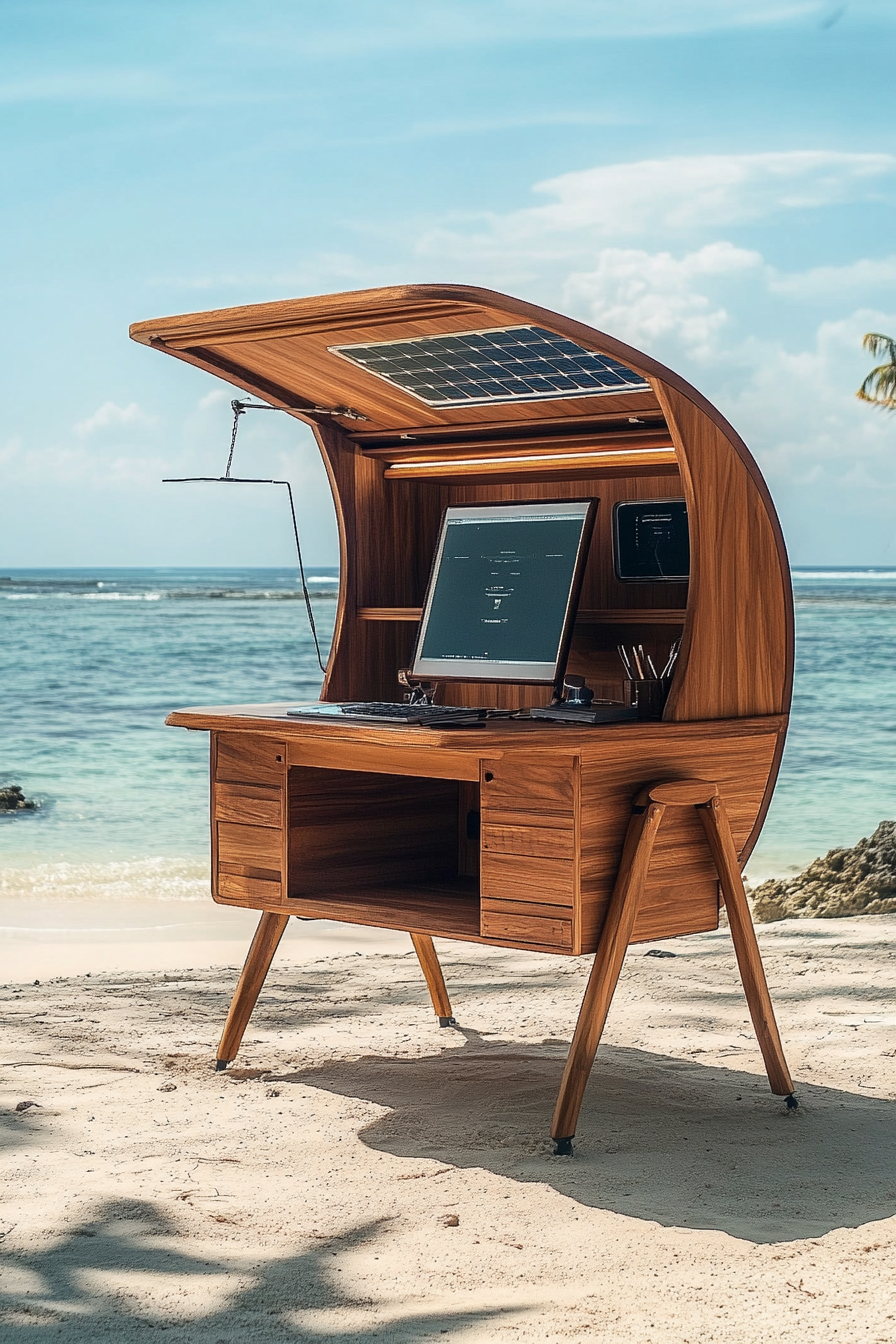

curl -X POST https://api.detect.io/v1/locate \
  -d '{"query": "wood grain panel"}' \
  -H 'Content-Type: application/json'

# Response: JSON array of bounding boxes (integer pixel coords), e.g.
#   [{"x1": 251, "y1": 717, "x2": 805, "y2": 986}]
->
[
  {"x1": 657, "y1": 384, "x2": 792, "y2": 722},
  {"x1": 480, "y1": 909, "x2": 572, "y2": 949},
  {"x1": 214, "y1": 783, "x2": 282, "y2": 827},
  {"x1": 480, "y1": 755, "x2": 578, "y2": 815},
  {"x1": 480, "y1": 852, "x2": 576, "y2": 906},
  {"x1": 215, "y1": 735, "x2": 286, "y2": 786},
  {"x1": 287, "y1": 735, "x2": 480, "y2": 781},
  {"x1": 217, "y1": 821, "x2": 282, "y2": 872},
  {"x1": 131, "y1": 286, "x2": 665, "y2": 435},
  {"x1": 576, "y1": 722, "x2": 783, "y2": 951},
  {"x1": 287, "y1": 881, "x2": 482, "y2": 940},
  {"x1": 482, "y1": 823, "x2": 575, "y2": 860},
  {"x1": 480, "y1": 806, "x2": 575, "y2": 832},
  {"x1": 217, "y1": 873, "x2": 282, "y2": 903}
]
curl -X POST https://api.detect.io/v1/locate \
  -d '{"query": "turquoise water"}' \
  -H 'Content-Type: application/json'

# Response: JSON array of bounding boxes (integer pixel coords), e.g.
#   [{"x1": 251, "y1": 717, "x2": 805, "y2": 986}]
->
[{"x1": 2, "y1": 567, "x2": 896, "y2": 900}]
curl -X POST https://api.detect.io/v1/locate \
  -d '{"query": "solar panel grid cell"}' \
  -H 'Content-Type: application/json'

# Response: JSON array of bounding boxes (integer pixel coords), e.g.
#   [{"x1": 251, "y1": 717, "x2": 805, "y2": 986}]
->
[{"x1": 329, "y1": 326, "x2": 650, "y2": 406}]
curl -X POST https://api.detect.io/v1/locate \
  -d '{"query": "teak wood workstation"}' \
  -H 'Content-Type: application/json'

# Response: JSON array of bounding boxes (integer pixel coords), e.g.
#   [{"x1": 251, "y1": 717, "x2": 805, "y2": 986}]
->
[{"x1": 131, "y1": 284, "x2": 797, "y2": 1151}]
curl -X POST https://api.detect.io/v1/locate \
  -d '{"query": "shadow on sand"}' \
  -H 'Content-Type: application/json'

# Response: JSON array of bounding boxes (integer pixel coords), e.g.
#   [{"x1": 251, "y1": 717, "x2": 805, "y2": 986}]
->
[
  {"x1": 0, "y1": 1201, "x2": 511, "y2": 1341},
  {"x1": 278, "y1": 1030, "x2": 896, "y2": 1244}
]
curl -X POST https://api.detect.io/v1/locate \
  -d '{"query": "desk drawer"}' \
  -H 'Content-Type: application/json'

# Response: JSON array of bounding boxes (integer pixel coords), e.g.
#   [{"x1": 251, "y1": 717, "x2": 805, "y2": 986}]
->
[
  {"x1": 215, "y1": 783, "x2": 282, "y2": 828},
  {"x1": 215, "y1": 734, "x2": 285, "y2": 787},
  {"x1": 217, "y1": 821, "x2": 282, "y2": 873},
  {"x1": 480, "y1": 755, "x2": 577, "y2": 817},
  {"x1": 481, "y1": 904, "x2": 572, "y2": 949},
  {"x1": 480, "y1": 852, "x2": 575, "y2": 906},
  {"x1": 482, "y1": 822, "x2": 574, "y2": 861},
  {"x1": 217, "y1": 872, "x2": 282, "y2": 904}
]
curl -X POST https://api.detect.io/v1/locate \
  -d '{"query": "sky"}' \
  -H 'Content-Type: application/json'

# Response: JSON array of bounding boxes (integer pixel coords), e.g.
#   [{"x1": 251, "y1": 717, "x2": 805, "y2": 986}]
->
[{"x1": 2, "y1": 0, "x2": 896, "y2": 568}]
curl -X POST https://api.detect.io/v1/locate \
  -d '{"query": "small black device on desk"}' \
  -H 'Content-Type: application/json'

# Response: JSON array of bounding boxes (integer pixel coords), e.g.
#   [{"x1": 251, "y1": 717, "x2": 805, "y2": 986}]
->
[{"x1": 529, "y1": 676, "x2": 637, "y2": 725}]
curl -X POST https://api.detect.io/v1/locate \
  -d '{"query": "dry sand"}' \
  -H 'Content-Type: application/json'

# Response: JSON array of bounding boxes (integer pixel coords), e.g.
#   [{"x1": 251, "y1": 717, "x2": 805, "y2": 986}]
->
[{"x1": 2, "y1": 915, "x2": 896, "y2": 1341}]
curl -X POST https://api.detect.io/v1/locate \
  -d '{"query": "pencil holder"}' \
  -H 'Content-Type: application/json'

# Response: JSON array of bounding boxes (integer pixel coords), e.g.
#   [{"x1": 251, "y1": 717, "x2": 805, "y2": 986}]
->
[{"x1": 624, "y1": 677, "x2": 671, "y2": 720}]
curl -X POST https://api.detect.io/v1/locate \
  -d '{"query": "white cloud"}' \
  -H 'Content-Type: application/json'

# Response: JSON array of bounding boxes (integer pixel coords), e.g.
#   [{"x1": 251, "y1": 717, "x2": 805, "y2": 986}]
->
[
  {"x1": 0, "y1": 437, "x2": 173, "y2": 489},
  {"x1": 74, "y1": 402, "x2": 159, "y2": 439},
  {"x1": 728, "y1": 310, "x2": 896, "y2": 486},
  {"x1": 419, "y1": 152, "x2": 896, "y2": 262},
  {"x1": 770, "y1": 255, "x2": 896, "y2": 299},
  {"x1": 562, "y1": 242, "x2": 763, "y2": 358}
]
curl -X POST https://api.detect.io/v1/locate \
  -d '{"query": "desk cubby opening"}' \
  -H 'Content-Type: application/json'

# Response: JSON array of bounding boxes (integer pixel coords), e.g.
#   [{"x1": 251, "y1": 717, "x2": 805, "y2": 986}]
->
[{"x1": 285, "y1": 765, "x2": 483, "y2": 939}]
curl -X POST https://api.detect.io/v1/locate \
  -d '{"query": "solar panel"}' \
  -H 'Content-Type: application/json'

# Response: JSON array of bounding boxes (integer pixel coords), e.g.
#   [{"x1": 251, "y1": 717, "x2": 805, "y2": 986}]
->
[{"x1": 328, "y1": 326, "x2": 651, "y2": 407}]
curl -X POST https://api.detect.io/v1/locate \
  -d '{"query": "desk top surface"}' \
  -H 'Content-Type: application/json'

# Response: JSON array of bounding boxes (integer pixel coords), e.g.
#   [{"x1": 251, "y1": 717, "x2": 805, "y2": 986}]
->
[{"x1": 166, "y1": 702, "x2": 786, "y2": 753}]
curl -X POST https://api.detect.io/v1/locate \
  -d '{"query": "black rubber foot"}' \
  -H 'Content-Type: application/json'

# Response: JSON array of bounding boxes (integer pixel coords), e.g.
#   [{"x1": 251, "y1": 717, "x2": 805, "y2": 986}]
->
[
  {"x1": 439, "y1": 1016, "x2": 458, "y2": 1028},
  {"x1": 553, "y1": 1137, "x2": 574, "y2": 1156},
  {"x1": 215, "y1": 1060, "x2": 231, "y2": 1072},
  {"x1": 785, "y1": 1093, "x2": 799, "y2": 1111}
]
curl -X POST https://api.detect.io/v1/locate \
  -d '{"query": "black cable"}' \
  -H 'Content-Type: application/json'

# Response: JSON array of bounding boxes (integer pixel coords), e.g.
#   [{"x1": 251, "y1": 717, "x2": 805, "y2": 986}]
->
[{"x1": 163, "y1": 398, "x2": 329, "y2": 674}]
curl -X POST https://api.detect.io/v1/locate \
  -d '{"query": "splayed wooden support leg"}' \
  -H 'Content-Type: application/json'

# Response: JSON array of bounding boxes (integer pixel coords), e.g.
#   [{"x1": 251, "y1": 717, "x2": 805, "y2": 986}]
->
[
  {"x1": 551, "y1": 800, "x2": 666, "y2": 1150},
  {"x1": 410, "y1": 932, "x2": 456, "y2": 1026},
  {"x1": 697, "y1": 794, "x2": 795, "y2": 1099},
  {"x1": 216, "y1": 911, "x2": 290, "y2": 1069}
]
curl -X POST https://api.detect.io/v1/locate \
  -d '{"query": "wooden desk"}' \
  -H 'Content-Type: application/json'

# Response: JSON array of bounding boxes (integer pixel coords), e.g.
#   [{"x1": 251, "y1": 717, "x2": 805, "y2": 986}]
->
[
  {"x1": 167, "y1": 703, "x2": 795, "y2": 1148},
  {"x1": 135, "y1": 281, "x2": 799, "y2": 1149}
]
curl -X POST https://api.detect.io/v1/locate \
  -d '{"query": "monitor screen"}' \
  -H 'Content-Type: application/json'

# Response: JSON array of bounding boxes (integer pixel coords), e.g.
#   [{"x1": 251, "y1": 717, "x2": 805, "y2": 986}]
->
[
  {"x1": 613, "y1": 499, "x2": 689, "y2": 581},
  {"x1": 411, "y1": 499, "x2": 597, "y2": 683}
]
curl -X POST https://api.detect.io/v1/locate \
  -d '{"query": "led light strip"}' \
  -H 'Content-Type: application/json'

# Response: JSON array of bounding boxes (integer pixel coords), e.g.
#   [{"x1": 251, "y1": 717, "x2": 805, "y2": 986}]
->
[{"x1": 385, "y1": 445, "x2": 676, "y2": 474}]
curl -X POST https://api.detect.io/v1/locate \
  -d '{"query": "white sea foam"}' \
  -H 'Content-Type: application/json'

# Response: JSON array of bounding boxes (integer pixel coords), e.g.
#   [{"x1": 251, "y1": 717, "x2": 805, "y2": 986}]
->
[
  {"x1": 794, "y1": 570, "x2": 896, "y2": 581},
  {"x1": 0, "y1": 857, "x2": 210, "y2": 903}
]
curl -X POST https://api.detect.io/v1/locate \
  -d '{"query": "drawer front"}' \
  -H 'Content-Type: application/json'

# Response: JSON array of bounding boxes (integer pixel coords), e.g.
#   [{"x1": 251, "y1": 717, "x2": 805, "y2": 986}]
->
[
  {"x1": 215, "y1": 783, "x2": 282, "y2": 828},
  {"x1": 482, "y1": 823, "x2": 574, "y2": 861},
  {"x1": 217, "y1": 821, "x2": 282, "y2": 873},
  {"x1": 215, "y1": 734, "x2": 286, "y2": 786},
  {"x1": 481, "y1": 906, "x2": 572, "y2": 949},
  {"x1": 217, "y1": 872, "x2": 282, "y2": 904},
  {"x1": 480, "y1": 852, "x2": 575, "y2": 907},
  {"x1": 481, "y1": 755, "x2": 577, "y2": 817}
]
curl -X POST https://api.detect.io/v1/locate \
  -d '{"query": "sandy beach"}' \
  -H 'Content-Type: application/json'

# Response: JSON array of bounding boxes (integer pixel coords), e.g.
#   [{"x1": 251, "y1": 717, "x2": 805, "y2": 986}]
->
[{"x1": 3, "y1": 913, "x2": 895, "y2": 1341}]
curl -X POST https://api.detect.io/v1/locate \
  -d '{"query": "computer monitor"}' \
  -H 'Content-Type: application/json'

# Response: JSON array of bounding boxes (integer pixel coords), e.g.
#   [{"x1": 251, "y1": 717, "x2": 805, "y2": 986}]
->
[{"x1": 411, "y1": 499, "x2": 597, "y2": 684}]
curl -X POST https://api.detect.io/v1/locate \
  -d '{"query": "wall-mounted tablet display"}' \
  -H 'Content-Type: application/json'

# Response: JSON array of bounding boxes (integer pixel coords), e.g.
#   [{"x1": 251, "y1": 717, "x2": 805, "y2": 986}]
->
[
  {"x1": 412, "y1": 499, "x2": 597, "y2": 683},
  {"x1": 613, "y1": 499, "x2": 689, "y2": 582}
]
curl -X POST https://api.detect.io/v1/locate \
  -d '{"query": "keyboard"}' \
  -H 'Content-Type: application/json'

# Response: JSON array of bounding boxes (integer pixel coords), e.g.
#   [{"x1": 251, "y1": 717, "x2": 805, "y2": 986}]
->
[{"x1": 285, "y1": 701, "x2": 487, "y2": 726}]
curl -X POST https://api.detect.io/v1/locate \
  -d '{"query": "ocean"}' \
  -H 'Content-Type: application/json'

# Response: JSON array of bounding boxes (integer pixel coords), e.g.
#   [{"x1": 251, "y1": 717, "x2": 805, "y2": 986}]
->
[{"x1": 3, "y1": 567, "x2": 896, "y2": 911}]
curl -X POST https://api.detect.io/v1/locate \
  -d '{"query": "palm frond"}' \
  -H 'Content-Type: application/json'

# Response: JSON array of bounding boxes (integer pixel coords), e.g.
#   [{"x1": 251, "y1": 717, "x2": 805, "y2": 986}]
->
[
  {"x1": 862, "y1": 332, "x2": 896, "y2": 362},
  {"x1": 857, "y1": 333, "x2": 896, "y2": 411}
]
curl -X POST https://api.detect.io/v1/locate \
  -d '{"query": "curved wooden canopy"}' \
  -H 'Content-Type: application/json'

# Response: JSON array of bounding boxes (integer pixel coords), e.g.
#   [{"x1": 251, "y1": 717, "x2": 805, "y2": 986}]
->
[{"x1": 131, "y1": 284, "x2": 793, "y2": 738}]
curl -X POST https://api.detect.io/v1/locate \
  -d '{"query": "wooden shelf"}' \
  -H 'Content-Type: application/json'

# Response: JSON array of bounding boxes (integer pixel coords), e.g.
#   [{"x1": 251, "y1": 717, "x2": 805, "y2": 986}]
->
[
  {"x1": 357, "y1": 606, "x2": 423, "y2": 621},
  {"x1": 577, "y1": 609, "x2": 687, "y2": 625},
  {"x1": 287, "y1": 879, "x2": 481, "y2": 941},
  {"x1": 356, "y1": 607, "x2": 687, "y2": 625}
]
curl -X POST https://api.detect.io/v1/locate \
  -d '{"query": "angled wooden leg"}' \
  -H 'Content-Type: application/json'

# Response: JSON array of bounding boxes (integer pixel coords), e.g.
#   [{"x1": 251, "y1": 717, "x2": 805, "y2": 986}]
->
[
  {"x1": 410, "y1": 932, "x2": 456, "y2": 1026},
  {"x1": 697, "y1": 795, "x2": 795, "y2": 1100},
  {"x1": 216, "y1": 912, "x2": 290, "y2": 1069},
  {"x1": 551, "y1": 800, "x2": 666, "y2": 1149}
]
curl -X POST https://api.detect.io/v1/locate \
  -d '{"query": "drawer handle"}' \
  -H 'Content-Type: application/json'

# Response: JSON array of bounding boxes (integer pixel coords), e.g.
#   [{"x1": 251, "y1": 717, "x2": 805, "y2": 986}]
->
[{"x1": 484, "y1": 771, "x2": 494, "y2": 782}]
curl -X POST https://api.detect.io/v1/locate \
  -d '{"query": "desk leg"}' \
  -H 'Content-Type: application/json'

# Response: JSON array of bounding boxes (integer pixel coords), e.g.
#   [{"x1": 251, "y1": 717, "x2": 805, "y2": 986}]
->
[
  {"x1": 216, "y1": 912, "x2": 290, "y2": 1070},
  {"x1": 551, "y1": 801, "x2": 666, "y2": 1152},
  {"x1": 697, "y1": 796, "x2": 796, "y2": 1103},
  {"x1": 410, "y1": 933, "x2": 456, "y2": 1026}
]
